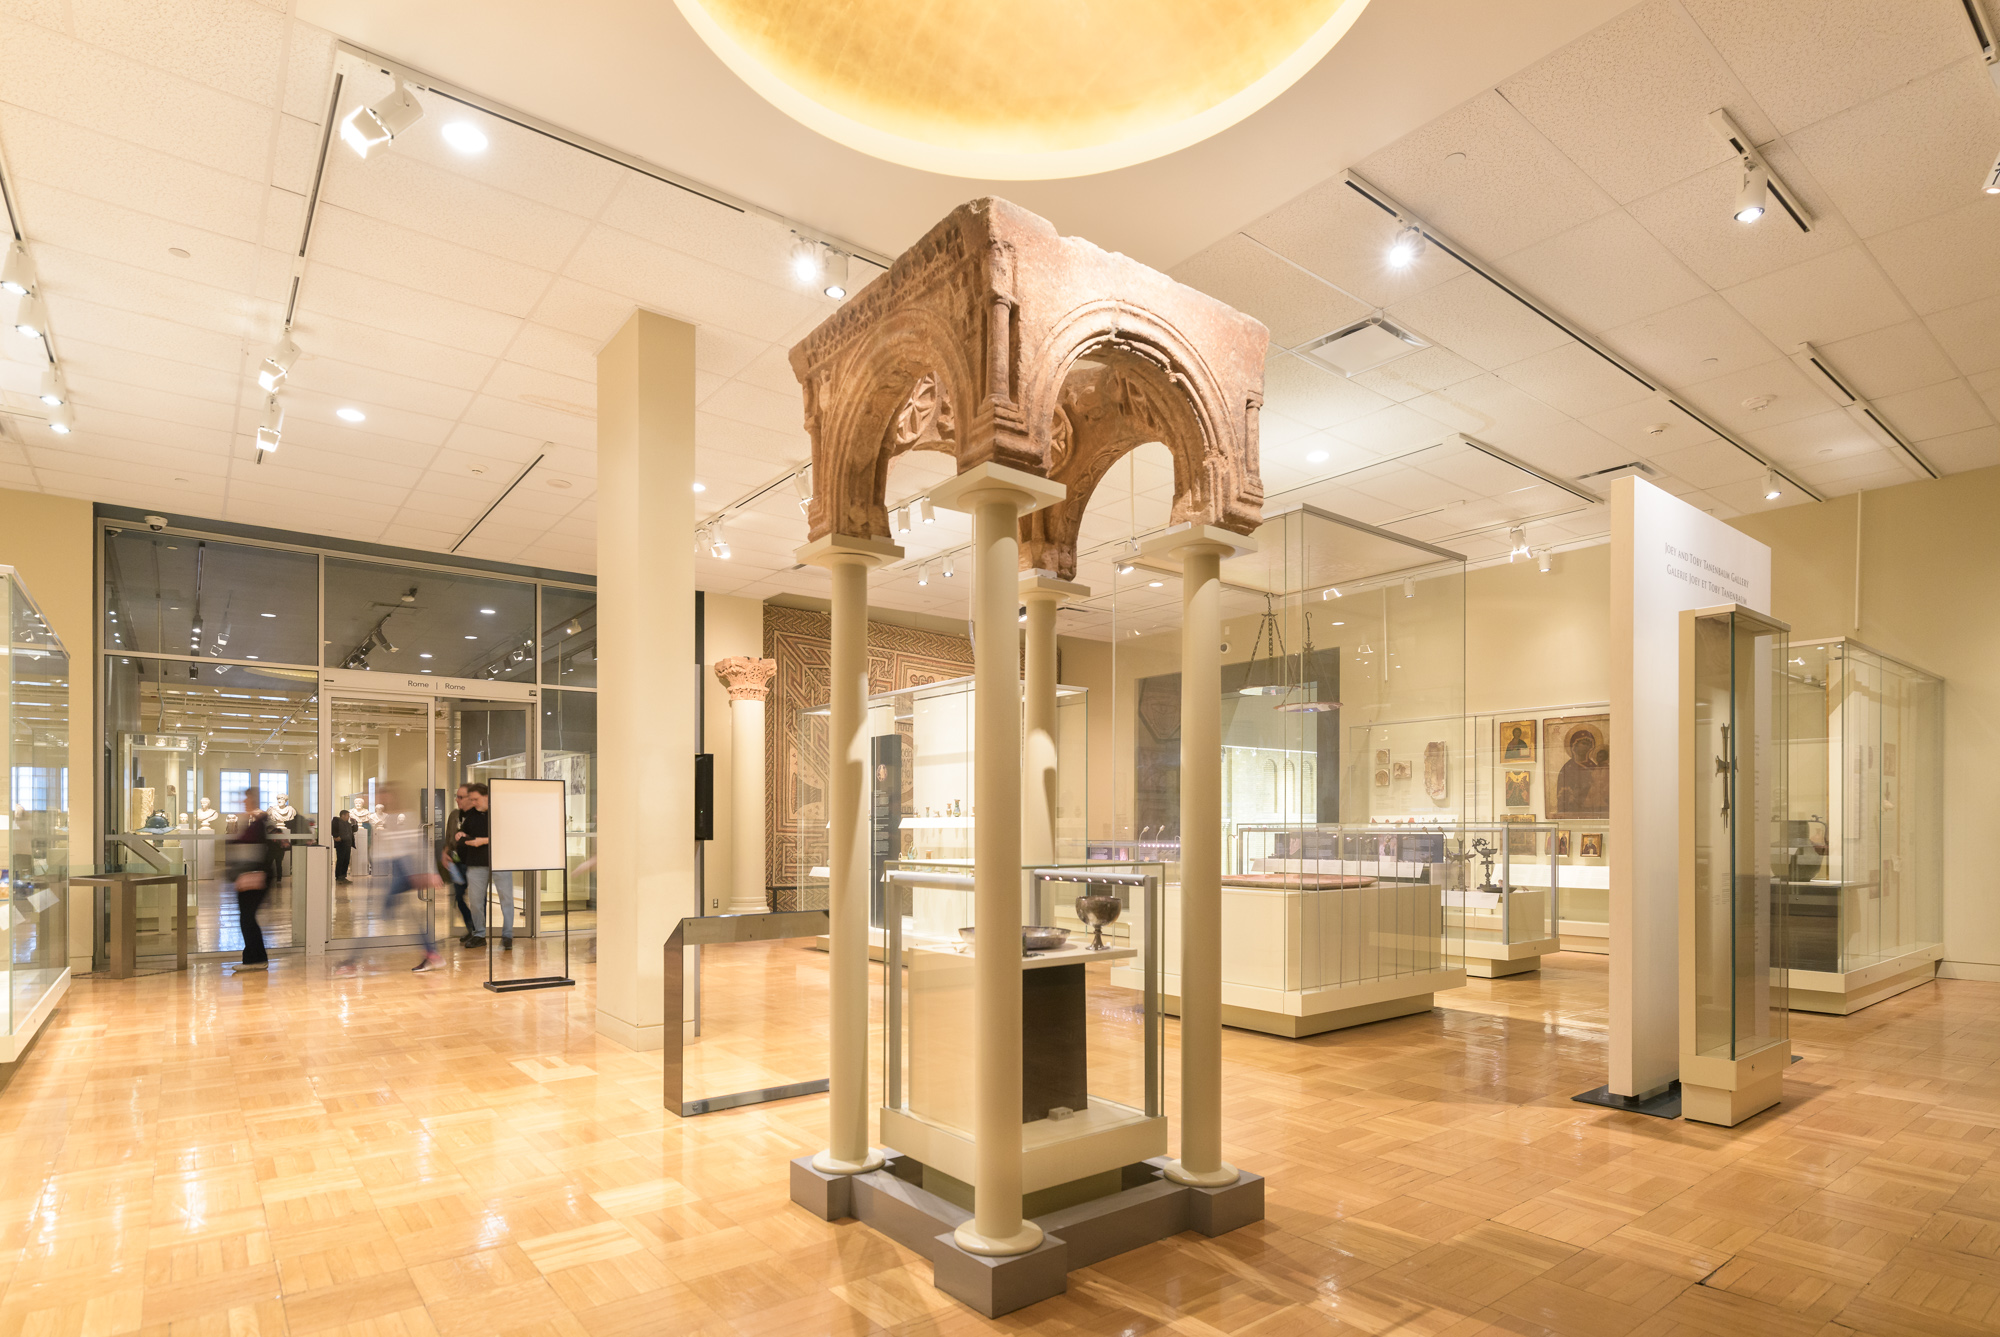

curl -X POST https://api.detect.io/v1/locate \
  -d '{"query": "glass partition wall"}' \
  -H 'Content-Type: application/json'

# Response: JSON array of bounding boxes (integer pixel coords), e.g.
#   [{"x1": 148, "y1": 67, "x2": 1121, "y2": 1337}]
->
[
  {"x1": 4, "y1": 569, "x2": 71, "y2": 1060},
  {"x1": 99, "y1": 521, "x2": 598, "y2": 960}
]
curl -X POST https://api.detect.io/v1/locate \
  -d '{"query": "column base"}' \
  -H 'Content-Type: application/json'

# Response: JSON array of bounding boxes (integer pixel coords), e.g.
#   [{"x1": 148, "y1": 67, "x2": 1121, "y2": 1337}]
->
[
  {"x1": 812, "y1": 1147, "x2": 886, "y2": 1176},
  {"x1": 952, "y1": 1219, "x2": 1045, "y2": 1257},
  {"x1": 1162, "y1": 1159, "x2": 1239, "y2": 1188}
]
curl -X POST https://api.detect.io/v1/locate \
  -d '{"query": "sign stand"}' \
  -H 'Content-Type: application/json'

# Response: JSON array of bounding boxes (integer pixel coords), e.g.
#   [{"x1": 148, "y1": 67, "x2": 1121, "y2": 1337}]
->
[{"x1": 481, "y1": 777, "x2": 576, "y2": 994}]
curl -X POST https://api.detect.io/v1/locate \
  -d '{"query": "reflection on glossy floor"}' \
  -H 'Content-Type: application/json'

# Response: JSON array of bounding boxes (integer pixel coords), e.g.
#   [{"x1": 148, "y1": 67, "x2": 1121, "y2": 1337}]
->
[{"x1": 2, "y1": 946, "x2": 1997, "y2": 1335}]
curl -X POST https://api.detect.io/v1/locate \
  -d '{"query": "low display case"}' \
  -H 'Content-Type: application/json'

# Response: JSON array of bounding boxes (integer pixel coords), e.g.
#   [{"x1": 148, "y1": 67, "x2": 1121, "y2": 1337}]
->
[
  {"x1": 2, "y1": 569, "x2": 71, "y2": 1062},
  {"x1": 878, "y1": 860, "x2": 1165, "y2": 1211},
  {"x1": 1781, "y1": 639, "x2": 1943, "y2": 1013},
  {"x1": 1467, "y1": 706, "x2": 1611, "y2": 953},
  {"x1": 1680, "y1": 604, "x2": 1792, "y2": 1127}
]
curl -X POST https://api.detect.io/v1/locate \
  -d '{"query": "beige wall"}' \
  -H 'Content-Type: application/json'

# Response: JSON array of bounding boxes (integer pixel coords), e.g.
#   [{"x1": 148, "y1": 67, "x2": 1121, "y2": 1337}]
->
[
  {"x1": 0, "y1": 487, "x2": 97, "y2": 969},
  {"x1": 1732, "y1": 465, "x2": 2000, "y2": 976},
  {"x1": 700, "y1": 591, "x2": 764, "y2": 911},
  {"x1": 1467, "y1": 545, "x2": 1610, "y2": 715}
]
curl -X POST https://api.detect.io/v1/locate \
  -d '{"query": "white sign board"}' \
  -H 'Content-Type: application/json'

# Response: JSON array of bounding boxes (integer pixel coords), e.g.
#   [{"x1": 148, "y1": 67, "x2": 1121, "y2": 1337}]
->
[
  {"x1": 488, "y1": 777, "x2": 568, "y2": 873},
  {"x1": 1610, "y1": 477, "x2": 1771, "y2": 1099}
]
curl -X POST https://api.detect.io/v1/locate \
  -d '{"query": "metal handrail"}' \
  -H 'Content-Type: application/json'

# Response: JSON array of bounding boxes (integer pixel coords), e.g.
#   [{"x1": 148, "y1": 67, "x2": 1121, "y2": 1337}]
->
[{"x1": 664, "y1": 909, "x2": 831, "y2": 1117}]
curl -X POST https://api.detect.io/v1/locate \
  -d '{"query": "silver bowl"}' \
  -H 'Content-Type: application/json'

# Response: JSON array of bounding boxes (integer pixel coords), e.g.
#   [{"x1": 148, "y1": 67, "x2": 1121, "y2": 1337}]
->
[
  {"x1": 957, "y1": 926, "x2": 1071, "y2": 953},
  {"x1": 1074, "y1": 894, "x2": 1123, "y2": 950}
]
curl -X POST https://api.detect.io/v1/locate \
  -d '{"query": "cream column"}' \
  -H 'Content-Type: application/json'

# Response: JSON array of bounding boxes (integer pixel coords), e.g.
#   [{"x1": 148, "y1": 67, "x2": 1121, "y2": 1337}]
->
[
  {"x1": 1145, "y1": 525, "x2": 1248, "y2": 1188},
  {"x1": 933, "y1": 463, "x2": 1065, "y2": 1257},
  {"x1": 1019, "y1": 574, "x2": 1089, "y2": 866},
  {"x1": 798, "y1": 534, "x2": 900, "y2": 1175},
  {"x1": 713, "y1": 657, "x2": 777, "y2": 915},
  {"x1": 596, "y1": 309, "x2": 697, "y2": 1050}
]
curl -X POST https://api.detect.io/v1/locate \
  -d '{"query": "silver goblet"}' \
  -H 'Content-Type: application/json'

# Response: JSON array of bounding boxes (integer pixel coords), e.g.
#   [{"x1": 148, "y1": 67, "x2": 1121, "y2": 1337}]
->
[{"x1": 1074, "y1": 893, "x2": 1123, "y2": 950}]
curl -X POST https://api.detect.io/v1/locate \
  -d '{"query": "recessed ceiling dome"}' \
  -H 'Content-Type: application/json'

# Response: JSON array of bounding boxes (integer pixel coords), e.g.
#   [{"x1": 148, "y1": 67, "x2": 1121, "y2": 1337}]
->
[{"x1": 674, "y1": 0, "x2": 1373, "y2": 180}]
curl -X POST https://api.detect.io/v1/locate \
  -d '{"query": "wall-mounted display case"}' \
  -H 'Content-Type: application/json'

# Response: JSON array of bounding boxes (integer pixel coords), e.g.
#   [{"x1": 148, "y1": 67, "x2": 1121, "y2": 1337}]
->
[
  {"x1": 1680, "y1": 604, "x2": 1792, "y2": 1127},
  {"x1": 1781, "y1": 639, "x2": 1943, "y2": 1014},
  {"x1": 2, "y1": 569, "x2": 71, "y2": 1062},
  {"x1": 790, "y1": 675, "x2": 1088, "y2": 944}
]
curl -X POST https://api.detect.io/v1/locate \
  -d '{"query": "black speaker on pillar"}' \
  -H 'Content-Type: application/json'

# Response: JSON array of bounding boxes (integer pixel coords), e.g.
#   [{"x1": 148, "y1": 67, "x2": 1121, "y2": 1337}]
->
[{"x1": 693, "y1": 753, "x2": 714, "y2": 841}]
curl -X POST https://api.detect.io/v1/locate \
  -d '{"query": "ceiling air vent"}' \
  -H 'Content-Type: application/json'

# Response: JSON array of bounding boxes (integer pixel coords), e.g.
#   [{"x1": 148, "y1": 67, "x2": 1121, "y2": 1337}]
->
[
  {"x1": 1300, "y1": 317, "x2": 1427, "y2": 377},
  {"x1": 1575, "y1": 461, "x2": 1658, "y2": 485}
]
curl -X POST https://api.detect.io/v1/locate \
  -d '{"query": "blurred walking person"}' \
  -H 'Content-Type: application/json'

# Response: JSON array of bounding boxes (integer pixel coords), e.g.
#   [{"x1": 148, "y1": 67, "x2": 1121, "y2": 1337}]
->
[
  {"x1": 226, "y1": 788, "x2": 271, "y2": 972},
  {"x1": 339, "y1": 780, "x2": 444, "y2": 973}
]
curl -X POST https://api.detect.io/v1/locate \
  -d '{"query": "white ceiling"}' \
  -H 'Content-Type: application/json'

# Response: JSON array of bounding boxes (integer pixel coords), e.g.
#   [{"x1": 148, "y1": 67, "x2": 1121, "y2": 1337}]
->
[{"x1": 0, "y1": 0, "x2": 1996, "y2": 635}]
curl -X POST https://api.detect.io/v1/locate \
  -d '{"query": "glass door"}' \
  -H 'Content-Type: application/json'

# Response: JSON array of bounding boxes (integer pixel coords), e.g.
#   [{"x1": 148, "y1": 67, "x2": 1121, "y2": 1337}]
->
[
  {"x1": 436, "y1": 699, "x2": 537, "y2": 939},
  {"x1": 325, "y1": 695, "x2": 433, "y2": 947}
]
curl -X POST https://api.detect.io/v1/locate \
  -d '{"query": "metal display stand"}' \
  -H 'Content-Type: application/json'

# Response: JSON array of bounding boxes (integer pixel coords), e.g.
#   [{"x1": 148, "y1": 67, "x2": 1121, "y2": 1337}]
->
[
  {"x1": 665, "y1": 909, "x2": 832, "y2": 1116},
  {"x1": 482, "y1": 777, "x2": 576, "y2": 994}
]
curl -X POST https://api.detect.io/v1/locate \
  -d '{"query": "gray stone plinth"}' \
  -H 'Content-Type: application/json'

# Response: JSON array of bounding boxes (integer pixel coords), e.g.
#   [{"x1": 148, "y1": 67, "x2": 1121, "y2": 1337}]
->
[{"x1": 931, "y1": 1231, "x2": 1069, "y2": 1318}]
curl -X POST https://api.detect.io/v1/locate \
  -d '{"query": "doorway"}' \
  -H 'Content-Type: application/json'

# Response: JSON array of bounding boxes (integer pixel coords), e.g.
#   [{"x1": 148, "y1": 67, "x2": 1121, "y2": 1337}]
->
[{"x1": 321, "y1": 690, "x2": 536, "y2": 953}]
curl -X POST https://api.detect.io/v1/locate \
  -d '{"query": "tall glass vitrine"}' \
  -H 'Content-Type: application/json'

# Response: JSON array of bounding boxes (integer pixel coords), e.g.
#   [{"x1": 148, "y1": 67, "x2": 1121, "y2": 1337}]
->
[
  {"x1": 2, "y1": 569, "x2": 71, "y2": 1061},
  {"x1": 1680, "y1": 604, "x2": 1791, "y2": 1127},
  {"x1": 1781, "y1": 639, "x2": 1943, "y2": 1013}
]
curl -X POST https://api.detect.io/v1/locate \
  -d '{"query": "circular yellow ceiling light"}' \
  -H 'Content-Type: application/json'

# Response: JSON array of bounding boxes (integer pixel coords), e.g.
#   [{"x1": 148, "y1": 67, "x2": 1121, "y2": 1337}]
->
[{"x1": 675, "y1": 0, "x2": 1373, "y2": 180}]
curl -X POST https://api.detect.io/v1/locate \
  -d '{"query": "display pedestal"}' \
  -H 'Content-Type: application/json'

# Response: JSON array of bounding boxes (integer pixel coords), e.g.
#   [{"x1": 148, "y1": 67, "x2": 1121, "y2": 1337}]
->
[
  {"x1": 1779, "y1": 945, "x2": 1942, "y2": 1015},
  {"x1": 1680, "y1": 1045, "x2": 1787, "y2": 1127},
  {"x1": 1446, "y1": 888, "x2": 1558, "y2": 977}
]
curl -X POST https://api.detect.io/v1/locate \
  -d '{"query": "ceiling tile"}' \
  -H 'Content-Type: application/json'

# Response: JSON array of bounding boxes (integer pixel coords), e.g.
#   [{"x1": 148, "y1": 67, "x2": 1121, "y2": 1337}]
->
[
  {"x1": 1356, "y1": 91, "x2": 1617, "y2": 256},
  {"x1": 1870, "y1": 379, "x2": 1992, "y2": 440},
  {"x1": 1678, "y1": 0, "x2": 1977, "y2": 134},
  {"x1": 1924, "y1": 296, "x2": 2000, "y2": 378},
  {"x1": 1403, "y1": 374, "x2": 1569, "y2": 443},
  {"x1": 290, "y1": 312, "x2": 497, "y2": 391},
  {"x1": 309, "y1": 205, "x2": 551, "y2": 321},
  {"x1": 1240, "y1": 175, "x2": 1469, "y2": 311},
  {"x1": 1740, "y1": 406, "x2": 1878, "y2": 467},
  {"x1": 1646, "y1": 436, "x2": 1767, "y2": 489},
  {"x1": 2, "y1": 108, "x2": 267, "y2": 244},
  {"x1": 1498, "y1": 419, "x2": 1644, "y2": 480},
  {"x1": 1493, "y1": 340, "x2": 1653, "y2": 418},
  {"x1": 319, "y1": 150, "x2": 593, "y2": 273},
  {"x1": 1385, "y1": 271, "x2": 1573, "y2": 371},
  {"x1": 1499, "y1": 0, "x2": 1769, "y2": 204},
  {"x1": 598, "y1": 174, "x2": 804, "y2": 283},
  {"x1": 1867, "y1": 199, "x2": 2000, "y2": 315},
  {"x1": 1785, "y1": 58, "x2": 2000, "y2": 239},
  {"x1": 1501, "y1": 209, "x2": 1711, "y2": 331},
  {"x1": 1347, "y1": 345, "x2": 1487, "y2": 403},
  {"x1": 1169, "y1": 233, "x2": 1371, "y2": 349},
  {"x1": 562, "y1": 227, "x2": 824, "y2": 344},
  {"x1": 1675, "y1": 358, "x2": 1831, "y2": 436},
  {"x1": 1581, "y1": 394, "x2": 1714, "y2": 455},
  {"x1": 1603, "y1": 293, "x2": 1781, "y2": 386},
  {"x1": 1814, "y1": 320, "x2": 1965, "y2": 401},
  {"x1": 1721, "y1": 244, "x2": 1913, "y2": 347},
  {"x1": 301, "y1": 264, "x2": 522, "y2": 357},
  {"x1": 1330, "y1": 404, "x2": 1456, "y2": 457},
  {"x1": 1260, "y1": 354, "x2": 1395, "y2": 430},
  {"x1": 1917, "y1": 425, "x2": 2000, "y2": 473},
  {"x1": 70, "y1": 0, "x2": 287, "y2": 103}
]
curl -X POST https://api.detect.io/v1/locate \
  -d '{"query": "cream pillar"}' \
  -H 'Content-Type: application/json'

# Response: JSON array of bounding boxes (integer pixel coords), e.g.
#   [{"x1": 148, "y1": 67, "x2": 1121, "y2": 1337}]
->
[
  {"x1": 713, "y1": 657, "x2": 777, "y2": 915},
  {"x1": 798, "y1": 535, "x2": 900, "y2": 1175},
  {"x1": 1144, "y1": 525, "x2": 1248, "y2": 1188},
  {"x1": 1019, "y1": 574, "x2": 1089, "y2": 866},
  {"x1": 596, "y1": 310, "x2": 697, "y2": 1050},
  {"x1": 933, "y1": 463, "x2": 1065, "y2": 1257}
]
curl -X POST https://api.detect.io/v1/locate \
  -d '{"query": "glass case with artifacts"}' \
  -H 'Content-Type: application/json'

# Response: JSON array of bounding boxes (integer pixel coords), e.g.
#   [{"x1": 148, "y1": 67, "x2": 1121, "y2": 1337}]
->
[
  {"x1": 879, "y1": 859, "x2": 1165, "y2": 1212},
  {"x1": 787, "y1": 676, "x2": 1088, "y2": 944},
  {"x1": 1780, "y1": 639, "x2": 1942, "y2": 1013},
  {"x1": 1467, "y1": 706, "x2": 1611, "y2": 953},
  {"x1": 1680, "y1": 604, "x2": 1792, "y2": 1127},
  {"x1": 2, "y1": 570, "x2": 71, "y2": 1062}
]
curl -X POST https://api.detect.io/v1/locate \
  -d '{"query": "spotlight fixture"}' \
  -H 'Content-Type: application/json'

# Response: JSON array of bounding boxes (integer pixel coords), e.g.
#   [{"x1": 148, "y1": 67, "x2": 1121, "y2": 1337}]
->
[
  {"x1": 1537, "y1": 549, "x2": 1552, "y2": 574},
  {"x1": 1306, "y1": 449, "x2": 1330, "y2": 464},
  {"x1": 47, "y1": 402, "x2": 72, "y2": 435},
  {"x1": 941, "y1": 553, "x2": 954, "y2": 578},
  {"x1": 789, "y1": 236, "x2": 822, "y2": 284},
  {"x1": 711, "y1": 520, "x2": 730, "y2": 559},
  {"x1": 1733, "y1": 160, "x2": 1768, "y2": 223},
  {"x1": 256, "y1": 395, "x2": 284, "y2": 451},
  {"x1": 440, "y1": 121, "x2": 488, "y2": 154},
  {"x1": 1986, "y1": 151, "x2": 2000, "y2": 196},
  {"x1": 691, "y1": 481, "x2": 705, "y2": 493},
  {"x1": 1117, "y1": 561, "x2": 1135, "y2": 575},
  {"x1": 822, "y1": 249, "x2": 850, "y2": 299},
  {"x1": 1018, "y1": 606, "x2": 1027, "y2": 625},
  {"x1": 793, "y1": 464, "x2": 812, "y2": 513},
  {"x1": 37, "y1": 366, "x2": 65, "y2": 407},
  {"x1": 1403, "y1": 576, "x2": 1416, "y2": 599},
  {"x1": 0, "y1": 244, "x2": 35, "y2": 296},
  {"x1": 336, "y1": 406, "x2": 366, "y2": 423},
  {"x1": 1321, "y1": 587, "x2": 1340, "y2": 600},
  {"x1": 1386, "y1": 224, "x2": 1425, "y2": 268},
  {"x1": 339, "y1": 77, "x2": 423, "y2": 158},
  {"x1": 257, "y1": 336, "x2": 299, "y2": 392},
  {"x1": 1763, "y1": 470, "x2": 1782, "y2": 501},
  {"x1": 13, "y1": 293, "x2": 46, "y2": 340},
  {"x1": 1507, "y1": 526, "x2": 1530, "y2": 560},
  {"x1": 893, "y1": 507, "x2": 910, "y2": 535},
  {"x1": 916, "y1": 563, "x2": 929, "y2": 587},
  {"x1": 920, "y1": 497, "x2": 935, "y2": 524}
]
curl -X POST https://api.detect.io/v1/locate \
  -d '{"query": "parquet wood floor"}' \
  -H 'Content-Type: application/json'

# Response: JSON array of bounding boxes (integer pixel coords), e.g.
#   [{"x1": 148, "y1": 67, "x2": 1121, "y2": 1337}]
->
[{"x1": 2, "y1": 941, "x2": 1997, "y2": 1335}]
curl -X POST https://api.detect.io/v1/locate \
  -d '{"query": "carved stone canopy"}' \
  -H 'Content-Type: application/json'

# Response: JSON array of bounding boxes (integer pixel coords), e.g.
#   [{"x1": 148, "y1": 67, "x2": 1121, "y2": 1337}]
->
[
  {"x1": 713, "y1": 656, "x2": 777, "y2": 703},
  {"x1": 789, "y1": 198, "x2": 1268, "y2": 580}
]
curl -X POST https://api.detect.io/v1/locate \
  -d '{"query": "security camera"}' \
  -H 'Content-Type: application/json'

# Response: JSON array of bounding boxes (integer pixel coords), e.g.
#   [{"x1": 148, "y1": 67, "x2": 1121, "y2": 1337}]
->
[{"x1": 144, "y1": 514, "x2": 169, "y2": 532}]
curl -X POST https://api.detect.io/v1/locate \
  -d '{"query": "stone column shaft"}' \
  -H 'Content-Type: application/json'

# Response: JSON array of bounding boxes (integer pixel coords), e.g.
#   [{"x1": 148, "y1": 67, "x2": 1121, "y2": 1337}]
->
[{"x1": 713, "y1": 657, "x2": 776, "y2": 916}]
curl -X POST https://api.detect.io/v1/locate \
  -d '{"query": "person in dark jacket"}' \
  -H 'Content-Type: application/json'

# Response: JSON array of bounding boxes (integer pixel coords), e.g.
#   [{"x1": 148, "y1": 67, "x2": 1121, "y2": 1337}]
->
[
  {"x1": 332, "y1": 809, "x2": 357, "y2": 883},
  {"x1": 226, "y1": 789, "x2": 272, "y2": 971}
]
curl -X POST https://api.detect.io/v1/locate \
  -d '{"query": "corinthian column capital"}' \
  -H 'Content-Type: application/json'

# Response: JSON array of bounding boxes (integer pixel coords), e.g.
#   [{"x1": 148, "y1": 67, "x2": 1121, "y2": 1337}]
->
[{"x1": 713, "y1": 656, "x2": 777, "y2": 703}]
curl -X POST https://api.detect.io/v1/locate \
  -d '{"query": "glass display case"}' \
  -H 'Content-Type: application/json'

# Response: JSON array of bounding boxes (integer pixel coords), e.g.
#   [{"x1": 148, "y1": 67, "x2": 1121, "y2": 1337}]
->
[
  {"x1": 1680, "y1": 604, "x2": 1791, "y2": 1127},
  {"x1": 1467, "y1": 706, "x2": 1611, "y2": 953},
  {"x1": 3, "y1": 569, "x2": 71, "y2": 1062},
  {"x1": 1780, "y1": 639, "x2": 1943, "y2": 1013},
  {"x1": 878, "y1": 859, "x2": 1165, "y2": 1212},
  {"x1": 785, "y1": 675, "x2": 1088, "y2": 939},
  {"x1": 1121, "y1": 504, "x2": 1467, "y2": 1036}
]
